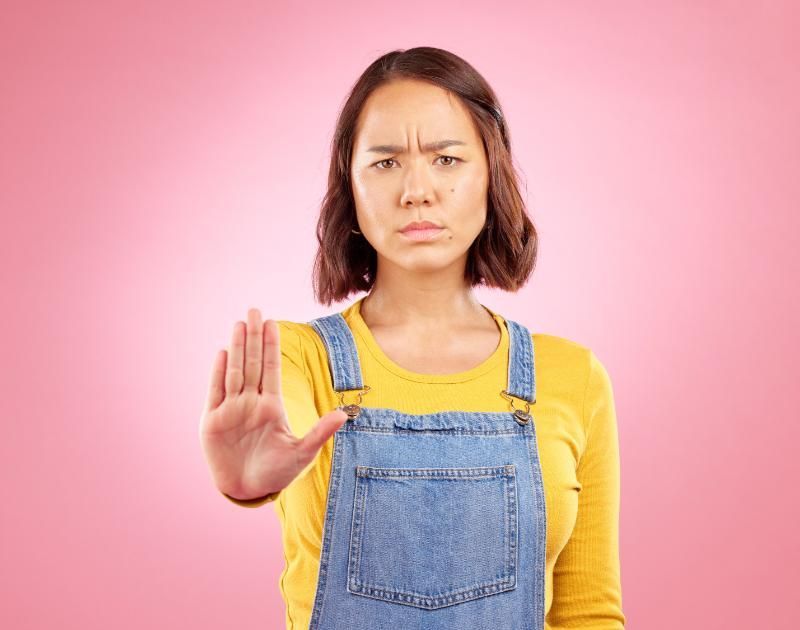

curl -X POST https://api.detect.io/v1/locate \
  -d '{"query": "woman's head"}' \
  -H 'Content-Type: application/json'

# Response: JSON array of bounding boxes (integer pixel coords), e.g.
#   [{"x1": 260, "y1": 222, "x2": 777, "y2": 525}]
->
[{"x1": 312, "y1": 47, "x2": 537, "y2": 305}]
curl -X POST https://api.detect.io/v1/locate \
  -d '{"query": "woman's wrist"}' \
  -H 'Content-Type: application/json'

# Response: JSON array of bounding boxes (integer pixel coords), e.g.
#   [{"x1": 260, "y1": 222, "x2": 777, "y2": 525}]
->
[{"x1": 222, "y1": 488, "x2": 281, "y2": 505}]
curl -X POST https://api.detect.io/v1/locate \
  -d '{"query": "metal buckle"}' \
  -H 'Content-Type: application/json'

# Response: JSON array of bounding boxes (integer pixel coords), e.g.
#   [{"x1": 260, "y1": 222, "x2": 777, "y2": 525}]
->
[
  {"x1": 500, "y1": 389, "x2": 533, "y2": 425},
  {"x1": 336, "y1": 385, "x2": 371, "y2": 420}
]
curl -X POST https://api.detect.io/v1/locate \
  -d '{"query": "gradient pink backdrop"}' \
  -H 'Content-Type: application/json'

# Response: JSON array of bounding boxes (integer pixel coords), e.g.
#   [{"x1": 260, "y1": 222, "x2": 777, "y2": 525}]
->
[{"x1": 2, "y1": 1, "x2": 798, "y2": 628}]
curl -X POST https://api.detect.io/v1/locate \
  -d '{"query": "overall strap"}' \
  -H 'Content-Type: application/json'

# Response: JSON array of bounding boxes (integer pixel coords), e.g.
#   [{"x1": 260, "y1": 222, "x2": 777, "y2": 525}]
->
[
  {"x1": 308, "y1": 313, "x2": 364, "y2": 392},
  {"x1": 309, "y1": 311, "x2": 536, "y2": 404},
  {"x1": 505, "y1": 319, "x2": 537, "y2": 404}
]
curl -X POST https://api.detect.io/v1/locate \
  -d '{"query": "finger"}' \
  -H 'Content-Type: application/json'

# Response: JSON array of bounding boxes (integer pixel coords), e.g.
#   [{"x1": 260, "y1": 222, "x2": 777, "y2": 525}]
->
[
  {"x1": 205, "y1": 349, "x2": 227, "y2": 412},
  {"x1": 225, "y1": 321, "x2": 245, "y2": 396},
  {"x1": 243, "y1": 308, "x2": 263, "y2": 392},
  {"x1": 260, "y1": 319, "x2": 282, "y2": 396},
  {"x1": 296, "y1": 409, "x2": 349, "y2": 460}
]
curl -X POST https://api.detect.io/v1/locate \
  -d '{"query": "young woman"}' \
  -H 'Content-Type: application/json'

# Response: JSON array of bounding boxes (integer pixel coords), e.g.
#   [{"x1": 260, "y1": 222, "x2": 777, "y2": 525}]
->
[{"x1": 200, "y1": 47, "x2": 625, "y2": 630}]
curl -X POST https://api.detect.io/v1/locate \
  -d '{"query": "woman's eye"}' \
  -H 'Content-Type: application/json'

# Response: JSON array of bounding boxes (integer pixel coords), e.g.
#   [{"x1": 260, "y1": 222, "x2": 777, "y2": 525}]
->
[
  {"x1": 436, "y1": 155, "x2": 461, "y2": 167},
  {"x1": 374, "y1": 156, "x2": 462, "y2": 169}
]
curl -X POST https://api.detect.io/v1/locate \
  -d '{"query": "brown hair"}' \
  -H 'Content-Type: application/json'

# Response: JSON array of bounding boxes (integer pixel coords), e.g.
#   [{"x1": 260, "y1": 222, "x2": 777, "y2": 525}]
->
[{"x1": 312, "y1": 46, "x2": 538, "y2": 305}]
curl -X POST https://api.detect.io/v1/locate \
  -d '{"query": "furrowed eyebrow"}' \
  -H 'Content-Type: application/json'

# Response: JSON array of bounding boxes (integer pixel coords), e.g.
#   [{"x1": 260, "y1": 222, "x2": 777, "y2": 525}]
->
[{"x1": 365, "y1": 139, "x2": 467, "y2": 154}]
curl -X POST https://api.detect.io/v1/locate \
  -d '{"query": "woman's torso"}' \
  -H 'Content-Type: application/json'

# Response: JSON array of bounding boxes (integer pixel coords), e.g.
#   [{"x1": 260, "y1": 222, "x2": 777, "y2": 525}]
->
[{"x1": 272, "y1": 296, "x2": 593, "y2": 629}]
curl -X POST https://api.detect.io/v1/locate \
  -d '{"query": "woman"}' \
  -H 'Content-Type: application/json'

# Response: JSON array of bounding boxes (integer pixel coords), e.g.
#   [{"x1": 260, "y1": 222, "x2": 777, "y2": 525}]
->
[{"x1": 200, "y1": 47, "x2": 625, "y2": 630}]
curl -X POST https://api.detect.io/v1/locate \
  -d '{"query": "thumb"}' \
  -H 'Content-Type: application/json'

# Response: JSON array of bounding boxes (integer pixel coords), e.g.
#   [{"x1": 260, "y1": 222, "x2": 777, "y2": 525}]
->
[{"x1": 297, "y1": 408, "x2": 349, "y2": 458}]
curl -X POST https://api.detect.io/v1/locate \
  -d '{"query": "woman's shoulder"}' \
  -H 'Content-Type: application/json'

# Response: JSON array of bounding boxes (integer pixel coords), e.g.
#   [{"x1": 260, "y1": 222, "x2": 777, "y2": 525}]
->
[
  {"x1": 274, "y1": 301, "x2": 361, "y2": 359},
  {"x1": 532, "y1": 331, "x2": 592, "y2": 358},
  {"x1": 531, "y1": 331, "x2": 613, "y2": 399},
  {"x1": 274, "y1": 319, "x2": 328, "y2": 362},
  {"x1": 530, "y1": 331, "x2": 604, "y2": 382},
  {"x1": 275, "y1": 319, "x2": 320, "y2": 343},
  {"x1": 494, "y1": 310, "x2": 597, "y2": 371}
]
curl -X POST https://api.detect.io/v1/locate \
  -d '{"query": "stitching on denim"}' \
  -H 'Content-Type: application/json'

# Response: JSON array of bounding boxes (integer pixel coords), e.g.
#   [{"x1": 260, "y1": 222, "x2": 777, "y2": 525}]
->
[
  {"x1": 343, "y1": 407, "x2": 527, "y2": 433},
  {"x1": 507, "y1": 466, "x2": 518, "y2": 582},
  {"x1": 506, "y1": 319, "x2": 535, "y2": 403},
  {"x1": 310, "y1": 314, "x2": 366, "y2": 393},
  {"x1": 347, "y1": 473, "x2": 368, "y2": 592},
  {"x1": 526, "y1": 422, "x2": 547, "y2": 627},
  {"x1": 355, "y1": 465, "x2": 513, "y2": 479},
  {"x1": 307, "y1": 430, "x2": 344, "y2": 628},
  {"x1": 347, "y1": 466, "x2": 518, "y2": 609}
]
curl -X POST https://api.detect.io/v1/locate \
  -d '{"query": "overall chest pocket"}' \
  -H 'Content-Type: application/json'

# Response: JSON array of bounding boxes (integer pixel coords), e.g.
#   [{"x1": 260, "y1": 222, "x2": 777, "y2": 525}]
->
[{"x1": 347, "y1": 464, "x2": 518, "y2": 610}]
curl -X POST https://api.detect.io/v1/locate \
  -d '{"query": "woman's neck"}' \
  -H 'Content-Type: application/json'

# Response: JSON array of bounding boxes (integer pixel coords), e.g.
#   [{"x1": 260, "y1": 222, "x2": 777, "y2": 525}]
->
[{"x1": 359, "y1": 285, "x2": 492, "y2": 331}]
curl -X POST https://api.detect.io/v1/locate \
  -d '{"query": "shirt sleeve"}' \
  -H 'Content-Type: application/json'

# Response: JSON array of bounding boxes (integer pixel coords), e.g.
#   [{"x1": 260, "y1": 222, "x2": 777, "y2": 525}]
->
[
  {"x1": 222, "y1": 321, "x2": 320, "y2": 509},
  {"x1": 547, "y1": 350, "x2": 626, "y2": 628}
]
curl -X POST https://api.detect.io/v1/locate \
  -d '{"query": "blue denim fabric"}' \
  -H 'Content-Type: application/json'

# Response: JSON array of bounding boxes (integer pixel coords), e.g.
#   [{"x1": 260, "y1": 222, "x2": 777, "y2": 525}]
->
[{"x1": 306, "y1": 312, "x2": 546, "y2": 630}]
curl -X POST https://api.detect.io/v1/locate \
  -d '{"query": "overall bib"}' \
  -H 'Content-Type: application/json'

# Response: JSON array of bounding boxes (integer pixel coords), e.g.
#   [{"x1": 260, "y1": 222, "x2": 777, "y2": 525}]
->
[{"x1": 306, "y1": 311, "x2": 546, "y2": 630}]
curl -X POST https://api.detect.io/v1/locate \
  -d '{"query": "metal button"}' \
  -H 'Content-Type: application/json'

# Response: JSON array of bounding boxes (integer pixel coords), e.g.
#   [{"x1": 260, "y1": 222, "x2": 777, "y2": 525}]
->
[
  {"x1": 336, "y1": 385, "x2": 371, "y2": 421},
  {"x1": 513, "y1": 409, "x2": 531, "y2": 425},
  {"x1": 341, "y1": 403, "x2": 361, "y2": 420}
]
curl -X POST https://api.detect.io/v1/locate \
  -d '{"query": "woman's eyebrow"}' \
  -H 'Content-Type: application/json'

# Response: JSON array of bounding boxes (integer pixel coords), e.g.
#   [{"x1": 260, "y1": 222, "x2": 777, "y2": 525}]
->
[{"x1": 366, "y1": 139, "x2": 467, "y2": 154}]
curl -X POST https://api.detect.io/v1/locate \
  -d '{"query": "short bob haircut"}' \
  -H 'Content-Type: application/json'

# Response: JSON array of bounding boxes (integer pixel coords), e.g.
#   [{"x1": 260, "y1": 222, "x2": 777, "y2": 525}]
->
[{"x1": 312, "y1": 46, "x2": 538, "y2": 305}]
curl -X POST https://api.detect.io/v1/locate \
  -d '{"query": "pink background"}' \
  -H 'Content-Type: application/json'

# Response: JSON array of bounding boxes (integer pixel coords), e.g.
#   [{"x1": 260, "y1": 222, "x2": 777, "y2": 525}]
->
[{"x1": 2, "y1": 1, "x2": 798, "y2": 628}]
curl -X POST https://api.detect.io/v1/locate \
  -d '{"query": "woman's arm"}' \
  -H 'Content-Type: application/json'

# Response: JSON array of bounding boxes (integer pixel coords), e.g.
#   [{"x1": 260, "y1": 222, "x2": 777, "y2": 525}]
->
[{"x1": 547, "y1": 350, "x2": 626, "y2": 628}]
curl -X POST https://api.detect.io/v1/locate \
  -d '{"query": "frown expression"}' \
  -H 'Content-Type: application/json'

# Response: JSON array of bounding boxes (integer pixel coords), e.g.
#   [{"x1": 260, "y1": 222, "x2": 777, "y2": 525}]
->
[{"x1": 350, "y1": 78, "x2": 490, "y2": 275}]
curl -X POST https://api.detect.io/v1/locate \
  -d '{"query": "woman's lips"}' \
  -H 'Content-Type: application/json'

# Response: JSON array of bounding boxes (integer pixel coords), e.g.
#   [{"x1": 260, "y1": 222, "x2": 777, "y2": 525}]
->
[{"x1": 399, "y1": 227, "x2": 444, "y2": 242}]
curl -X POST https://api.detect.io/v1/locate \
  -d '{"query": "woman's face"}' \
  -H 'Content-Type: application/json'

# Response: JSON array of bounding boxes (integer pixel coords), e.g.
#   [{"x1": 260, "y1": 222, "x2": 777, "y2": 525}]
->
[{"x1": 350, "y1": 79, "x2": 490, "y2": 276}]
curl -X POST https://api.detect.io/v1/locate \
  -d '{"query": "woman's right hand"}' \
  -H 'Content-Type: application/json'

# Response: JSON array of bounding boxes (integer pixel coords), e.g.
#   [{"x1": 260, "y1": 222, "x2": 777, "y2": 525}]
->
[{"x1": 199, "y1": 308, "x2": 349, "y2": 500}]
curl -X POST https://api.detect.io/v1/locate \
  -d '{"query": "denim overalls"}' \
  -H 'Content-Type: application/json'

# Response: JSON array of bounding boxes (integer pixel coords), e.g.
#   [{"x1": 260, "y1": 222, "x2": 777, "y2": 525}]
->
[{"x1": 306, "y1": 310, "x2": 546, "y2": 630}]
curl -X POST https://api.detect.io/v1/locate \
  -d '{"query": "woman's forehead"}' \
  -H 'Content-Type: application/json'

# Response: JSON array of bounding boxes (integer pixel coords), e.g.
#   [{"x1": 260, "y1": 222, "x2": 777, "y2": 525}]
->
[{"x1": 355, "y1": 85, "x2": 479, "y2": 150}]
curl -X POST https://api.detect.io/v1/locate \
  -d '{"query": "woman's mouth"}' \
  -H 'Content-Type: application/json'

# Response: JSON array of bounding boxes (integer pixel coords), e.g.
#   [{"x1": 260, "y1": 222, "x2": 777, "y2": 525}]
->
[{"x1": 399, "y1": 227, "x2": 445, "y2": 242}]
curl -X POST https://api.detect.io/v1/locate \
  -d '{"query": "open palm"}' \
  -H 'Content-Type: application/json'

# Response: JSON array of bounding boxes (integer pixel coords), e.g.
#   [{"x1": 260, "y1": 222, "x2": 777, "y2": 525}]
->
[{"x1": 199, "y1": 309, "x2": 348, "y2": 500}]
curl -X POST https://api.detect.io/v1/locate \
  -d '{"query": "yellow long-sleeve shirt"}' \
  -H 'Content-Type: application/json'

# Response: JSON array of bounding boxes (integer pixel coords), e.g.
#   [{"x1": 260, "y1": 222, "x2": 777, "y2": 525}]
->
[{"x1": 223, "y1": 297, "x2": 625, "y2": 629}]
